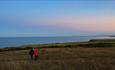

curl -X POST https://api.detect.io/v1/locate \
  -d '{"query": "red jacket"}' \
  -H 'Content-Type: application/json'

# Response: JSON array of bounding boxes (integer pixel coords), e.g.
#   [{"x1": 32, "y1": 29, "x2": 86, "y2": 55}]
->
[{"x1": 34, "y1": 49, "x2": 39, "y2": 56}]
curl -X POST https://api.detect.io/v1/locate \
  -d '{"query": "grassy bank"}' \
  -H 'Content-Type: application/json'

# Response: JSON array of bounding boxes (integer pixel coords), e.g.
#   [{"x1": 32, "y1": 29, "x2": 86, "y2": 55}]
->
[
  {"x1": 0, "y1": 39, "x2": 115, "y2": 70},
  {"x1": 1, "y1": 39, "x2": 115, "y2": 51},
  {"x1": 0, "y1": 47, "x2": 115, "y2": 70}
]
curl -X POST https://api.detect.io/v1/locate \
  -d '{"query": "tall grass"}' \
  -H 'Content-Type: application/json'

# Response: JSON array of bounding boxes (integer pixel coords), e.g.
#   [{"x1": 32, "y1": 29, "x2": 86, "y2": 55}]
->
[{"x1": 0, "y1": 47, "x2": 115, "y2": 70}]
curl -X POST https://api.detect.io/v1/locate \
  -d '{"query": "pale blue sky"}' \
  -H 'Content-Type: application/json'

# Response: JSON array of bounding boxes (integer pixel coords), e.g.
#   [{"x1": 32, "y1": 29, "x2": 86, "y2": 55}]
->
[{"x1": 0, "y1": 0, "x2": 115, "y2": 37}]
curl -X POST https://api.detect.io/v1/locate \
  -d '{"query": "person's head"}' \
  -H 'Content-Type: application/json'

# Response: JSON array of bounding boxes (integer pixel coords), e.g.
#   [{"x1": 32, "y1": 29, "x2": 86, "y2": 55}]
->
[{"x1": 30, "y1": 47, "x2": 34, "y2": 50}]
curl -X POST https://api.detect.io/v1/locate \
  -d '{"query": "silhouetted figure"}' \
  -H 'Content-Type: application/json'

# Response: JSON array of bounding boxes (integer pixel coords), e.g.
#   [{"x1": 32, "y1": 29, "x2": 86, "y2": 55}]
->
[{"x1": 29, "y1": 48, "x2": 34, "y2": 60}]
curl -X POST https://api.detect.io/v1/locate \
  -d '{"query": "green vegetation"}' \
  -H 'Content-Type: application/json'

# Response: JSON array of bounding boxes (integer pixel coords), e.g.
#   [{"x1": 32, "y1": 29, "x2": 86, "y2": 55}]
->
[
  {"x1": 0, "y1": 39, "x2": 115, "y2": 70},
  {"x1": 90, "y1": 39, "x2": 115, "y2": 42},
  {"x1": 1, "y1": 39, "x2": 115, "y2": 51}
]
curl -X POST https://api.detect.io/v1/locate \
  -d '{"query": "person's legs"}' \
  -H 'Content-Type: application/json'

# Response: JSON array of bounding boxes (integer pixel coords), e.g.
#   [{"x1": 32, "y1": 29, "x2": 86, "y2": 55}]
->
[
  {"x1": 34, "y1": 56, "x2": 38, "y2": 60},
  {"x1": 29, "y1": 55, "x2": 34, "y2": 64},
  {"x1": 34, "y1": 56, "x2": 38, "y2": 64},
  {"x1": 30, "y1": 55, "x2": 34, "y2": 60},
  {"x1": 34, "y1": 56, "x2": 42, "y2": 64}
]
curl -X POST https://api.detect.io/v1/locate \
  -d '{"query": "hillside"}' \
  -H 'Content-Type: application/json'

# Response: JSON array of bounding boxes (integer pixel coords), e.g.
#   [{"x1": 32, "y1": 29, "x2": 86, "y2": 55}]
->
[{"x1": 0, "y1": 39, "x2": 115, "y2": 70}]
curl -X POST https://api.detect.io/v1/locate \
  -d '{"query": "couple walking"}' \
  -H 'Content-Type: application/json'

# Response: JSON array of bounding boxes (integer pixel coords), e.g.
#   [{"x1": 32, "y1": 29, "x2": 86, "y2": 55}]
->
[{"x1": 29, "y1": 48, "x2": 39, "y2": 63}]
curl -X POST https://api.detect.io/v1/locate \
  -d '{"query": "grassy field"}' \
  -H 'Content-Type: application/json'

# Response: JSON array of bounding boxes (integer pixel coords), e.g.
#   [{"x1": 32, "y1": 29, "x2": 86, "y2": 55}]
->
[
  {"x1": 0, "y1": 40, "x2": 115, "y2": 70},
  {"x1": 0, "y1": 47, "x2": 115, "y2": 70}
]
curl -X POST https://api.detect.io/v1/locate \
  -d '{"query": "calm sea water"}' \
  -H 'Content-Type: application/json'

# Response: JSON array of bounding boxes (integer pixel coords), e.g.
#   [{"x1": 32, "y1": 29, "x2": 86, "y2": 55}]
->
[{"x1": 0, "y1": 36, "x2": 114, "y2": 48}]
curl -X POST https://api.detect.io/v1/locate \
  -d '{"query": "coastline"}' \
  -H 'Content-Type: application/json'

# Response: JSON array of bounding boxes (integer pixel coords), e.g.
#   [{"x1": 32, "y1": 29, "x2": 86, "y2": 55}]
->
[{"x1": 0, "y1": 39, "x2": 115, "y2": 52}]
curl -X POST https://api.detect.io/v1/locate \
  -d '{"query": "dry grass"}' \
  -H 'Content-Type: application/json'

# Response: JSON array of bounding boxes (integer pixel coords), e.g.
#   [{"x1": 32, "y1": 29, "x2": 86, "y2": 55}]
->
[{"x1": 0, "y1": 47, "x2": 115, "y2": 70}]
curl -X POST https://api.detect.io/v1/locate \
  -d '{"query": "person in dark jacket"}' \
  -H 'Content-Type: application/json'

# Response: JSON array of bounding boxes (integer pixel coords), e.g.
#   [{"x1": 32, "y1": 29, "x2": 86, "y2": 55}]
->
[{"x1": 29, "y1": 48, "x2": 34, "y2": 60}]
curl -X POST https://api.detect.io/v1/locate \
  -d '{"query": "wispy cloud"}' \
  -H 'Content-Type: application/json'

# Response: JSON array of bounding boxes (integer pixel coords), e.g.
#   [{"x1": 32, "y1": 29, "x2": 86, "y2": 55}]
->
[{"x1": 21, "y1": 14, "x2": 115, "y2": 33}]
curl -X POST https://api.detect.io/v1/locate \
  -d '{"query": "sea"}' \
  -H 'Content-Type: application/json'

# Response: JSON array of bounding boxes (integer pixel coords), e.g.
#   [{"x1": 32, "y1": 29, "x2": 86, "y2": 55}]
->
[{"x1": 0, "y1": 36, "x2": 115, "y2": 48}]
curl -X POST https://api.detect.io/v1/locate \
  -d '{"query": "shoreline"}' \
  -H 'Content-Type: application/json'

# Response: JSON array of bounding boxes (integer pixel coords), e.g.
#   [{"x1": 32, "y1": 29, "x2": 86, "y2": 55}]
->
[
  {"x1": 0, "y1": 39, "x2": 115, "y2": 52},
  {"x1": 0, "y1": 36, "x2": 114, "y2": 48}
]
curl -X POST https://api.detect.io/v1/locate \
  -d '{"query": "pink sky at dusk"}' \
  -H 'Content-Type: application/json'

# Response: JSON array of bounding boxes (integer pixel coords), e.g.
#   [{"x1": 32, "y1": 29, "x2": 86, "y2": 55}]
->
[
  {"x1": 23, "y1": 15, "x2": 115, "y2": 33},
  {"x1": 1, "y1": 0, "x2": 115, "y2": 37}
]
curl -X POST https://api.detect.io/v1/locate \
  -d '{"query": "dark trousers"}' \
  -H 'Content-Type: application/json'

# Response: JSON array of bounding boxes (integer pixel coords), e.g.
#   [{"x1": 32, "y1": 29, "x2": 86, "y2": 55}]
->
[
  {"x1": 30, "y1": 55, "x2": 34, "y2": 60},
  {"x1": 34, "y1": 55, "x2": 38, "y2": 61}
]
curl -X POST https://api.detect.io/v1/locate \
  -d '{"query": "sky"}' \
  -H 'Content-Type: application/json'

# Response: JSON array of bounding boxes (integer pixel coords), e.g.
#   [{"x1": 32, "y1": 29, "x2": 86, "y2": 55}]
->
[{"x1": 0, "y1": 0, "x2": 115, "y2": 37}]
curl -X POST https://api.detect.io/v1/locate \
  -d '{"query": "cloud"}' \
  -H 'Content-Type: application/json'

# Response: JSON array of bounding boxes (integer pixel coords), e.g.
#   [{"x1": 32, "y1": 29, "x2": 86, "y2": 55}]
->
[
  {"x1": 24, "y1": 15, "x2": 115, "y2": 33},
  {"x1": 2, "y1": 13, "x2": 115, "y2": 33}
]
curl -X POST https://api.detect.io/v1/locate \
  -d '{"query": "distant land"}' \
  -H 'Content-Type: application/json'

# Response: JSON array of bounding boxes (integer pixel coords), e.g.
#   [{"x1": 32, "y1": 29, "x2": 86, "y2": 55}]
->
[{"x1": 109, "y1": 35, "x2": 115, "y2": 37}]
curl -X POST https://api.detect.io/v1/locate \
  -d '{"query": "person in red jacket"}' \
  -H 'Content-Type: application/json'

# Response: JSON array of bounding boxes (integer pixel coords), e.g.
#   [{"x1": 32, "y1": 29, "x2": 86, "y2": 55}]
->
[
  {"x1": 34, "y1": 48, "x2": 44, "y2": 64},
  {"x1": 34, "y1": 49, "x2": 39, "y2": 61}
]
